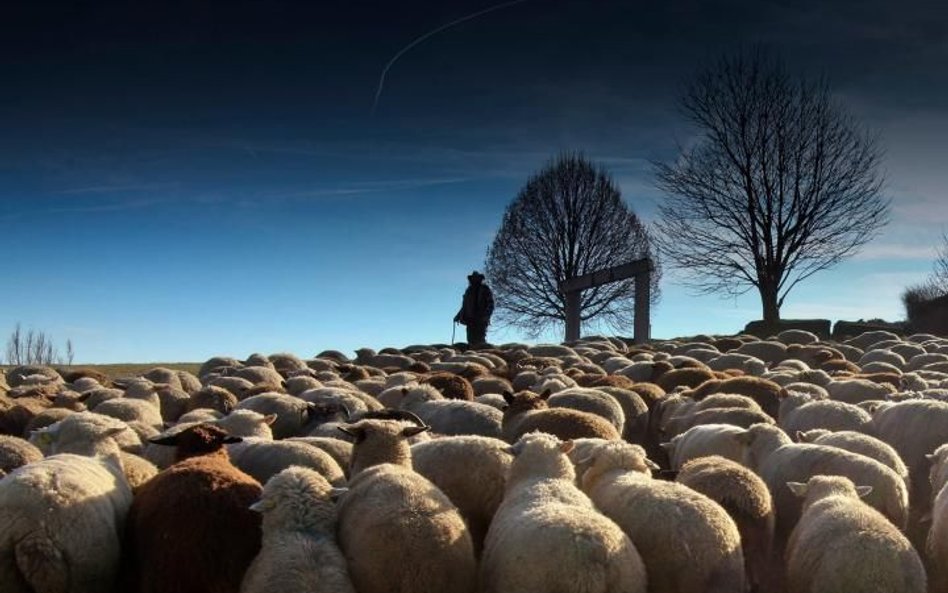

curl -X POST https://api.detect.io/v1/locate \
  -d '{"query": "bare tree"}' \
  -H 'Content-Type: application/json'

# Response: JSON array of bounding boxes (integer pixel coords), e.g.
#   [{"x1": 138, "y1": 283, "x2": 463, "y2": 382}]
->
[
  {"x1": 901, "y1": 233, "x2": 948, "y2": 319},
  {"x1": 5, "y1": 323, "x2": 23, "y2": 365},
  {"x1": 485, "y1": 152, "x2": 658, "y2": 337},
  {"x1": 66, "y1": 339, "x2": 75, "y2": 366},
  {"x1": 654, "y1": 50, "x2": 889, "y2": 325},
  {"x1": 930, "y1": 233, "x2": 948, "y2": 294},
  {"x1": 4, "y1": 324, "x2": 71, "y2": 365}
]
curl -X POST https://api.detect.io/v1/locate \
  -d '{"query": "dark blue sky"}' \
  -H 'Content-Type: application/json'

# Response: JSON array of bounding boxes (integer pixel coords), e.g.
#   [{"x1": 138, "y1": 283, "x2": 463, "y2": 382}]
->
[{"x1": 2, "y1": 0, "x2": 947, "y2": 362}]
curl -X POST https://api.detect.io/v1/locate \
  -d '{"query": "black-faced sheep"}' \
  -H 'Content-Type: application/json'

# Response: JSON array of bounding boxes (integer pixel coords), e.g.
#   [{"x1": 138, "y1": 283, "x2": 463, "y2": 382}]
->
[{"x1": 123, "y1": 423, "x2": 262, "y2": 593}]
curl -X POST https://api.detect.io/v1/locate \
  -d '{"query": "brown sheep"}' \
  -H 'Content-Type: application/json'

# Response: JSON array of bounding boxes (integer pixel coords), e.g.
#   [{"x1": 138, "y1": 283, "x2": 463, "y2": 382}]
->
[
  {"x1": 577, "y1": 374, "x2": 637, "y2": 390},
  {"x1": 122, "y1": 424, "x2": 262, "y2": 593},
  {"x1": 420, "y1": 373, "x2": 474, "y2": 401},
  {"x1": 627, "y1": 382, "x2": 666, "y2": 411},
  {"x1": 501, "y1": 391, "x2": 620, "y2": 443},
  {"x1": 677, "y1": 455, "x2": 775, "y2": 593},
  {"x1": 0, "y1": 395, "x2": 52, "y2": 437},
  {"x1": 687, "y1": 376, "x2": 782, "y2": 420},
  {"x1": 656, "y1": 368, "x2": 717, "y2": 392}
]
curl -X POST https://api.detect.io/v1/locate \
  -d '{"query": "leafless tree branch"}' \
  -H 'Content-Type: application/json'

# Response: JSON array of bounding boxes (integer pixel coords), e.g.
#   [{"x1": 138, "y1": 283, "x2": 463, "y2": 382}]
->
[
  {"x1": 653, "y1": 49, "x2": 888, "y2": 323},
  {"x1": 486, "y1": 153, "x2": 660, "y2": 337}
]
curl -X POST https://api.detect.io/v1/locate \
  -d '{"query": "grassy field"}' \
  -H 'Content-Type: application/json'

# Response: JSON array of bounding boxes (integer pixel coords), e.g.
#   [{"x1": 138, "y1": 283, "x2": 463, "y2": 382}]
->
[{"x1": 2, "y1": 363, "x2": 202, "y2": 380}]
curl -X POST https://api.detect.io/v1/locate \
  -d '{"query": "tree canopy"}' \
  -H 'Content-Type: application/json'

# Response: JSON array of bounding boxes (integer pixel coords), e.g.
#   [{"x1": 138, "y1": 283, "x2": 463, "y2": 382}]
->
[
  {"x1": 654, "y1": 50, "x2": 889, "y2": 324},
  {"x1": 485, "y1": 153, "x2": 657, "y2": 337}
]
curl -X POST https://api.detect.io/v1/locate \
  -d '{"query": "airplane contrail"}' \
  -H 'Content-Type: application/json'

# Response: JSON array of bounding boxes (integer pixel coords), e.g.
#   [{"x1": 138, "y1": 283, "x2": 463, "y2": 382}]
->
[{"x1": 370, "y1": 0, "x2": 531, "y2": 115}]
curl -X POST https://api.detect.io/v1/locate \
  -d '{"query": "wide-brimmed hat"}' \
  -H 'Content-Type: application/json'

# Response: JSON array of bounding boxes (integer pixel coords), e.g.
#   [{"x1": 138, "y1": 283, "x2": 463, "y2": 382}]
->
[{"x1": 468, "y1": 271, "x2": 485, "y2": 281}]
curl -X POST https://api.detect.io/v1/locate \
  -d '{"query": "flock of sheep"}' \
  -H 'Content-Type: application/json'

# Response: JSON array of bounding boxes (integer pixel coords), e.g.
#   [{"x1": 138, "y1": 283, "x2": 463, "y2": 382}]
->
[{"x1": 2, "y1": 328, "x2": 948, "y2": 592}]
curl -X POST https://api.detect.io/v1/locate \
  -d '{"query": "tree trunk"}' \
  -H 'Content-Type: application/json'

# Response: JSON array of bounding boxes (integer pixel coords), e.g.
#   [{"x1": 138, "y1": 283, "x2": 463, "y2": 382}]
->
[{"x1": 760, "y1": 283, "x2": 781, "y2": 326}]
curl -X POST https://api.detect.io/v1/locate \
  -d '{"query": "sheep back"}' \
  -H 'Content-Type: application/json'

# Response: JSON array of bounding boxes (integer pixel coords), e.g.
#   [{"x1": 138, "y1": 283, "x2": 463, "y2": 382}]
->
[{"x1": 337, "y1": 463, "x2": 476, "y2": 593}]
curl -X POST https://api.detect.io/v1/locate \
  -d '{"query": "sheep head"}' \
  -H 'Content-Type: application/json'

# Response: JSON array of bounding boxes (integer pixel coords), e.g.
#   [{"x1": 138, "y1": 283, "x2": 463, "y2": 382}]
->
[{"x1": 149, "y1": 423, "x2": 241, "y2": 462}]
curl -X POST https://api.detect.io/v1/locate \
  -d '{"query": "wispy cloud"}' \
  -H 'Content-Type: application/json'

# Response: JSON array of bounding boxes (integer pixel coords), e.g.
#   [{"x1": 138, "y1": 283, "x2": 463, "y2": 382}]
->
[
  {"x1": 852, "y1": 242, "x2": 939, "y2": 261},
  {"x1": 53, "y1": 182, "x2": 178, "y2": 195},
  {"x1": 263, "y1": 176, "x2": 476, "y2": 200},
  {"x1": 0, "y1": 198, "x2": 168, "y2": 221}
]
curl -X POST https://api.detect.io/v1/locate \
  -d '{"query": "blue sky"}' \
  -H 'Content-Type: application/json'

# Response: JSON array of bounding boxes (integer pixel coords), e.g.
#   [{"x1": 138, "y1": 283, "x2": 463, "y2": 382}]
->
[{"x1": 1, "y1": 0, "x2": 946, "y2": 362}]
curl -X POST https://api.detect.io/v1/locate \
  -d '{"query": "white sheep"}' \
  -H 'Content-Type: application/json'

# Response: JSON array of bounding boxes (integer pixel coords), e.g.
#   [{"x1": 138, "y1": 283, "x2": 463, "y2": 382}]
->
[
  {"x1": 796, "y1": 429, "x2": 908, "y2": 480},
  {"x1": 707, "y1": 352, "x2": 767, "y2": 376},
  {"x1": 547, "y1": 386, "x2": 625, "y2": 434},
  {"x1": 335, "y1": 416, "x2": 476, "y2": 593},
  {"x1": 576, "y1": 440, "x2": 745, "y2": 593},
  {"x1": 779, "y1": 396, "x2": 873, "y2": 435},
  {"x1": 240, "y1": 467, "x2": 355, "y2": 593},
  {"x1": 786, "y1": 475, "x2": 925, "y2": 593},
  {"x1": 93, "y1": 396, "x2": 163, "y2": 430},
  {"x1": 662, "y1": 423, "x2": 747, "y2": 470},
  {"x1": 410, "y1": 435, "x2": 511, "y2": 555},
  {"x1": 871, "y1": 399, "x2": 948, "y2": 536},
  {"x1": 227, "y1": 437, "x2": 346, "y2": 486},
  {"x1": 0, "y1": 434, "x2": 43, "y2": 474},
  {"x1": 216, "y1": 409, "x2": 276, "y2": 439},
  {"x1": 480, "y1": 433, "x2": 646, "y2": 593},
  {"x1": 927, "y1": 444, "x2": 948, "y2": 593},
  {"x1": 736, "y1": 423, "x2": 909, "y2": 539},
  {"x1": 0, "y1": 412, "x2": 132, "y2": 593},
  {"x1": 235, "y1": 392, "x2": 320, "y2": 438},
  {"x1": 859, "y1": 348, "x2": 906, "y2": 369},
  {"x1": 396, "y1": 383, "x2": 503, "y2": 438}
]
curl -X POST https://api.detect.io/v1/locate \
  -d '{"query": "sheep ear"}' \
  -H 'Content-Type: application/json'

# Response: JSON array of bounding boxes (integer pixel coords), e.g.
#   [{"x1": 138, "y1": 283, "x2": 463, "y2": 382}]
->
[
  {"x1": 401, "y1": 425, "x2": 430, "y2": 437},
  {"x1": 103, "y1": 426, "x2": 127, "y2": 440},
  {"x1": 920, "y1": 511, "x2": 934, "y2": 524},
  {"x1": 149, "y1": 434, "x2": 180, "y2": 446},
  {"x1": 645, "y1": 458, "x2": 661, "y2": 470},
  {"x1": 795, "y1": 431, "x2": 809, "y2": 443},
  {"x1": 30, "y1": 428, "x2": 54, "y2": 446},
  {"x1": 330, "y1": 487, "x2": 349, "y2": 502},
  {"x1": 733, "y1": 430, "x2": 754, "y2": 445},
  {"x1": 249, "y1": 499, "x2": 273, "y2": 513},
  {"x1": 659, "y1": 441, "x2": 675, "y2": 452},
  {"x1": 786, "y1": 482, "x2": 808, "y2": 497},
  {"x1": 539, "y1": 389, "x2": 552, "y2": 400},
  {"x1": 337, "y1": 425, "x2": 363, "y2": 439},
  {"x1": 855, "y1": 485, "x2": 873, "y2": 498},
  {"x1": 338, "y1": 404, "x2": 351, "y2": 421},
  {"x1": 223, "y1": 436, "x2": 242, "y2": 444},
  {"x1": 502, "y1": 390, "x2": 514, "y2": 404},
  {"x1": 263, "y1": 414, "x2": 278, "y2": 426},
  {"x1": 926, "y1": 453, "x2": 937, "y2": 463},
  {"x1": 508, "y1": 440, "x2": 526, "y2": 457},
  {"x1": 559, "y1": 440, "x2": 575, "y2": 454}
]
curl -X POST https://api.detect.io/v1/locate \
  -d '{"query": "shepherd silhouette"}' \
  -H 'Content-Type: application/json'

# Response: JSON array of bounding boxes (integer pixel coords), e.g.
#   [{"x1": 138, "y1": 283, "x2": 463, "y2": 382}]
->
[{"x1": 453, "y1": 271, "x2": 494, "y2": 346}]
